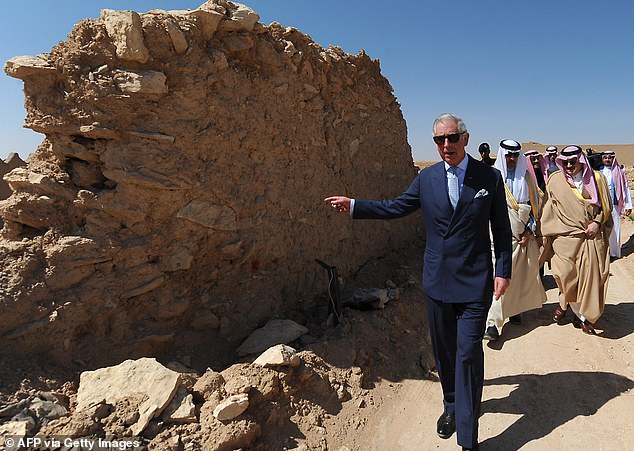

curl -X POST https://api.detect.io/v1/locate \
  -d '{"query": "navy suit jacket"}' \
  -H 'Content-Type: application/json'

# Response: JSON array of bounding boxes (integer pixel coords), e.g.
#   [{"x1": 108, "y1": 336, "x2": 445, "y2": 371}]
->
[{"x1": 354, "y1": 155, "x2": 512, "y2": 303}]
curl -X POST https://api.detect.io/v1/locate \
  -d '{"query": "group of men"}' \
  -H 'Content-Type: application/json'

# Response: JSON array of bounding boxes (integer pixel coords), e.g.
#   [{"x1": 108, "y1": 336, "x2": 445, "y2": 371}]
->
[
  {"x1": 478, "y1": 141, "x2": 632, "y2": 339},
  {"x1": 482, "y1": 142, "x2": 633, "y2": 256},
  {"x1": 324, "y1": 113, "x2": 632, "y2": 450}
]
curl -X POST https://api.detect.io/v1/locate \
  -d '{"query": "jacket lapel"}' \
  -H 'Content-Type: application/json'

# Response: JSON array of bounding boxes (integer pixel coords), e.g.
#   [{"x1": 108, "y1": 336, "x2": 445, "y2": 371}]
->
[{"x1": 431, "y1": 163, "x2": 454, "y2": 216}]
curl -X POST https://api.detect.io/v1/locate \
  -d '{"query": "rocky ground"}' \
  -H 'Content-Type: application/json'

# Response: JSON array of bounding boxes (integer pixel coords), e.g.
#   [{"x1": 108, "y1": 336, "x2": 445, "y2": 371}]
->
[
  {"x1": 0, "y1": 219, "x2": 632, "y2": 450},
  {"x1": 0, "y1": 243, "x2": 433, "y2": 450}
]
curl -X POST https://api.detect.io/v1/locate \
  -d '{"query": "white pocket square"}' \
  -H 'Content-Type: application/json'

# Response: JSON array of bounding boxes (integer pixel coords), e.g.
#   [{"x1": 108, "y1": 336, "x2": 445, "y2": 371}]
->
[{"x1": 474, "y1": 189, "x2": 489, "y2": 199}]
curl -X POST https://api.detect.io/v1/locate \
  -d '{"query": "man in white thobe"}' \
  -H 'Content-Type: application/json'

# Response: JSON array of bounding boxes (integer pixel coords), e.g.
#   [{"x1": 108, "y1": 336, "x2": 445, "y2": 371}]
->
[
  {"x1": 484, "y1": 140, "x2": 547, "y2": 340},
  {"x1": 599, "y1": 151, "x2": 632, "y2": 258}
]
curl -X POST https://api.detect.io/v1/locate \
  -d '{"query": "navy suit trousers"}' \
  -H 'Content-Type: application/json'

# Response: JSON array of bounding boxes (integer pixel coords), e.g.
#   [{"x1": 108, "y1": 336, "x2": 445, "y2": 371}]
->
[{"x1": 425, "y1": 294, "x2": 492, "y2": 449}]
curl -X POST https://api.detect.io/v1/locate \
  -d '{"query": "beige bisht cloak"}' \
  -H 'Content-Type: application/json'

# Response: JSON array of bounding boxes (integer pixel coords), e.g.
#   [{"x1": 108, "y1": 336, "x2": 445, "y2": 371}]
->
[
  {"x1": 496, "y1": 175, "x2": 547, "y2": 321},
  {"x1": 540, "y1": 171, "x2": 613, "y2": 323}
]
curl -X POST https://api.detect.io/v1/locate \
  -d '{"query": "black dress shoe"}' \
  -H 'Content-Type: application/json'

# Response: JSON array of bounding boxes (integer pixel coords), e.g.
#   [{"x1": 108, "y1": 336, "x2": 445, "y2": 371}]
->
[
  {"x1": 483, "y1": 325, "x2": 499, "y2": 341},
  {"x1": 436, "y1": 412, "x2": 455, "y2": 439}
]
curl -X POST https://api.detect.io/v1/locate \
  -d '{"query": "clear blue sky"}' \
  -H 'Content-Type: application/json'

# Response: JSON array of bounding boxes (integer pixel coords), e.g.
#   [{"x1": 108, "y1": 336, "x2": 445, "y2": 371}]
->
[{"x1": 2, "y1": 1, "x2": 634, "y2": 162}]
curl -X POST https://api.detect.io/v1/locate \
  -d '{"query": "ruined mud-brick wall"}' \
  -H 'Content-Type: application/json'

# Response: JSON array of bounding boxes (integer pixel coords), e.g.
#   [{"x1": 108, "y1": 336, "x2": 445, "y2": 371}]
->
[{"x1": 0, "y1": 1, "x2": 421, "y2": 363}]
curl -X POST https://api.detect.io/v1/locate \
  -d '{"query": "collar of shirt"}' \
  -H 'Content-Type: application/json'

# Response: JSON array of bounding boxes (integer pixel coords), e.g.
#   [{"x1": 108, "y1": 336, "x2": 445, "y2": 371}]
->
[
  {"x1": 444, "y1": 155, "x2": 469, "y2": 174},
  {"x1": 571, "y1": 171, "x2": 584, "y2": 194}
]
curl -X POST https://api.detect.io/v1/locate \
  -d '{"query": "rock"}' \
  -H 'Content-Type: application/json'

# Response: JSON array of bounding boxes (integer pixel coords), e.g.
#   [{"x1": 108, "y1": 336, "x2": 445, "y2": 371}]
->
[
  {"x1": 177, "y1": 201, "x2": 238, "y2": 231},
  {"x1": 128, "y1": 131, "x2": 175, "y2": 143},
  {"x1": 121, "y1": 275, "x2": 165, "y2": 299},
  {"x1": 0, "y1": 153, "x2": 26, "y2": 200},
  {"x1": 164, "y1": 17, "x2": 188, "y2": 53},
  {"x1": 253, "y1": 344, "x2": 301, "y2": 368},
  {"x1": 224, "y1": 375, "x2": 250, "y2": 395},
  {"x1": 101, "y1": 9, "x2": 149, "y2": 63},
  {"x1": 212, "y1": 393, "x2": 249, "y2": 421},
  {"x1": 237, "y1": 319, "x2": 309, "y2": 356},
  {"x1": 192, "y1": 370, "x2": 225, "y2": 401},
  {"x1": 0, "y1": 417, "x2": 35, "y2": 440},
  {"x1": 76, "y1": 358, "x2": 180, "y2": 435},
  {"x1": 4, "y1": 55, "x2": 56, "y2": 79},
  {"x1": 256, "y1": 40, "x2": 282, "y2": 67},
  {"x1": 114, "y1": 69, "x2": 168, "y2": 95},
  {"x1": 0, "y1": 398, "x2": 30, "y2": 418},
  {"x1": 217, "y1": 3, "x2": 259, "y2": 32},
  {"x1": 4, "y1": 167, "x2": 75, "y2": 200},
  {"x1": 174, "y1": 7, "x2": 224, "y2": 40},
  {"x1": 162, "y1": 386, "x2": 196, "y2": 423},
  {"x1": 29, "y1": 398, "x2": 68, "y2": 422}
]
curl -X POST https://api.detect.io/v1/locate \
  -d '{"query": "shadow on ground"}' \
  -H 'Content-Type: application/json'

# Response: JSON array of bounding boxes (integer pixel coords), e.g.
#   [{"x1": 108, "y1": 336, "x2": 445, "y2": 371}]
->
[
  {"x1": 487, "y1": 295, "x2": 634, "y2": 351},
  {"x1": 481, "y1": 371, "x2": 634, "y2": 450}
]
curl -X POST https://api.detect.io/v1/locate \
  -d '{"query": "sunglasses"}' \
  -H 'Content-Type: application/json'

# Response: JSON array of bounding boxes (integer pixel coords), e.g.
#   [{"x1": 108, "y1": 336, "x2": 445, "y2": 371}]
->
[
  {"x1": 562, "y1": 158, "x2": 578, "y2": 167},
  {"x1": 433, "y1": 132, "x2": 463, "y2": 145}
]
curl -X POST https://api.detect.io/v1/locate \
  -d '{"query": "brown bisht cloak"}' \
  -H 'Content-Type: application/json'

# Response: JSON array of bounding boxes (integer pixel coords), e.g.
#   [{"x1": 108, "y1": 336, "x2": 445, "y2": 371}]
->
[{"x1": 540, "y1": 171, "x2": 613, "y2": 323}]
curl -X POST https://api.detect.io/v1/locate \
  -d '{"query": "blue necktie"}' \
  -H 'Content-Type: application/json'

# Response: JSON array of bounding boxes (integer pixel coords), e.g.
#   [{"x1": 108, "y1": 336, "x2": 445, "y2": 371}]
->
[{"x1": 448, "y1": 167, "x2": 459, "y2": 209}]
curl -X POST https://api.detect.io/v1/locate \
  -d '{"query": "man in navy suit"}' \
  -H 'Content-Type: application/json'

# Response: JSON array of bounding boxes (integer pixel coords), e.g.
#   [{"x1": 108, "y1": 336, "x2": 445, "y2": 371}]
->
[{"x1": 325, "y1": 113, "x2": 512, "y2": 450}]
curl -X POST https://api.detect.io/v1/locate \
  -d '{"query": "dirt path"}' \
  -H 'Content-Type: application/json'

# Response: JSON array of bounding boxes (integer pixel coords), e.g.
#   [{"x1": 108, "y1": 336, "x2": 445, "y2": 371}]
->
[{"x1": 353, "y1": 220, "x2": 634, "y2": 451}]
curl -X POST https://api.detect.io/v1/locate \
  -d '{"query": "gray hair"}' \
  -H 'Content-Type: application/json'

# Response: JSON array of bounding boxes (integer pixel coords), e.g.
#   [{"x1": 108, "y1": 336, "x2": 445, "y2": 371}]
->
[{"x1": 432, "y1": 113, "x2": 467, "y2": 135}]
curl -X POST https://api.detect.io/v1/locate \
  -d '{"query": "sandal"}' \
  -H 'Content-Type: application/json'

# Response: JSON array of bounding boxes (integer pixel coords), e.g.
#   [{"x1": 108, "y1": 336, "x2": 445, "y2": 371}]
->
[
  {"x1": 580, "y1": 320, "x2": 596, "y2": 335},
  {"x1": 553, "y1": 305, "x2": 567, "y2": 323}
]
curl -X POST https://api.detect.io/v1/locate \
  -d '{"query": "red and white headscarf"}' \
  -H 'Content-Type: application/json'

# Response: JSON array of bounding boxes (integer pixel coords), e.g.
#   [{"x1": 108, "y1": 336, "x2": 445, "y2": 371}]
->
[
  {"x1": 524, "y1": 149, "x2": 546, "y2": 185},
  {"x1": 542, "y1": 146, "x2": 558, "y2": 180},
  {"x1": 555, "y1": 145, "x2": 600, "y2": 207},
  {"x1": 603, "y1": 151, "x2": 628, "y2": 214}
]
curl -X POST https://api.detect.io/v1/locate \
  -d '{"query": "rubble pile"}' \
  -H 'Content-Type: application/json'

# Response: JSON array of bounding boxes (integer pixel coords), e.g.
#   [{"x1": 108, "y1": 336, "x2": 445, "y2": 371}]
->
[{"x1": 1, "y1": 351, "x2": 366, "y2": 450}]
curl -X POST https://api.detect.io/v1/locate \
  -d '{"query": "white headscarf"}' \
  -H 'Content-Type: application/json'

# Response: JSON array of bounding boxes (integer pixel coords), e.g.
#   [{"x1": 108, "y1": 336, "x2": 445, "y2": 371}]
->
[
  {"x1": 602, "y1": 151, "x2": 628, "y2": 214},
  {"x1": 495, "y1": 139, "x2": 530, "y2": 203}
]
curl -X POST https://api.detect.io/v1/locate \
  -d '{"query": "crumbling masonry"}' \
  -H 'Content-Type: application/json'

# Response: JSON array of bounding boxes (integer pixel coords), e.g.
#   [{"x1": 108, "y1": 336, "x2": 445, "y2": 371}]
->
[{"x1": 0, "y1": 1, "x2": 420, "y2": 364}]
